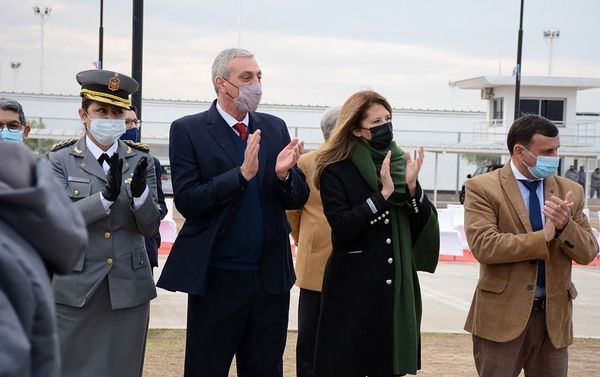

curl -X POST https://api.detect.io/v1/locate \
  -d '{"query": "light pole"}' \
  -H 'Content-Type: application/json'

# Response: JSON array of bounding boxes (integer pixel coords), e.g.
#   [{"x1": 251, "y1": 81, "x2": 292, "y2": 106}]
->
[
  {"x1": 33, "y1": 5, "x2": 52, "y2": 93},
  {"x1": 10, "y1": 62, "x2": 21, "y2": 92},
  {"x1": 543, "y1": 29, "x2": 560, "y2": 76}
]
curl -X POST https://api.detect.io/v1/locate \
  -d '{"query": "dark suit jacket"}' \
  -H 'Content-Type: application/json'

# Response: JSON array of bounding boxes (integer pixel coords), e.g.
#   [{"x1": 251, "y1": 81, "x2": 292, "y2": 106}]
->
[
  {"x1": 157, "y1": 101, "x2": 309, "y2": 295},
  {"x1": 144, "y1": 156, "x2": 167, "y2": 268}
]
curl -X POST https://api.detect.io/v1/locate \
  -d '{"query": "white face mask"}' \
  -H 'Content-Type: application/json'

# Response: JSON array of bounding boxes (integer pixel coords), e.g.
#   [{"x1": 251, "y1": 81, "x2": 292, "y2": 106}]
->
[{"x1": 89, "y1": 118, "x2": 126, "y2": 146}]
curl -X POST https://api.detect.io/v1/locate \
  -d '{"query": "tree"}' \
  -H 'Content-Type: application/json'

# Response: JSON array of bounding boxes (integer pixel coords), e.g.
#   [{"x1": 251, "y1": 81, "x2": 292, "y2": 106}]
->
[{"x1": 25, "y1": 118, "x2": 56, "y2": 156}]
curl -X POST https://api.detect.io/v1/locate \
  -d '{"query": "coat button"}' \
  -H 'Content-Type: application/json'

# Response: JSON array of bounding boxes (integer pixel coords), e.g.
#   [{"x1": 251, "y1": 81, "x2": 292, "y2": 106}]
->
[
  {"x1": 104, "y1": 231, "x2": 111, "y2": 239},
  {"x1": 386, "y1": 279, "x2": 392, "y2": 285},
  {"x1": 106, "y1": 257, "x2": 113, "y2": 265},
  {"x1": 384, "y1": 219, "x2": 390, "y2": 224},
  {"x1": 73, "y1": 189, "x2": 80, "y2": 196},
  {"x1": 388, "y1": 258, "x2": 393, "y2": 264},
  {"x1": 80, "y1": 163, "x2": 86, "y2": 168},
  {"x1": 385, "y1": 238, "x2": 391, "y2": 244},
  {"x1": 527, "y1": 284, "x2": 534, "y2": 291}
]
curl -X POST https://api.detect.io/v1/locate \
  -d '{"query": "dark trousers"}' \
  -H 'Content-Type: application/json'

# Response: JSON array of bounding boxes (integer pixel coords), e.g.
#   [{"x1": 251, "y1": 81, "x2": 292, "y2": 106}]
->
[
  {"x1": 472, "y1": 310, "x2": 568, "y2": 377},
  {"x1": 184, "y1": 268, "x2": 290, "y2": 377},
  {"x1": 296, "y1": 288, "x2": 322, "y2": 377}
]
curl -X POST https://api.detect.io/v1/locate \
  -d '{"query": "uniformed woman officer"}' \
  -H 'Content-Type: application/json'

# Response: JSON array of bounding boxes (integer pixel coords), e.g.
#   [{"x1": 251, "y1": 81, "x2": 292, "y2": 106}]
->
[
  {"x1": 49, "y1": 70, "x2": 160, "y2": 377},
  {"x1": 312, "y1": 90, "x2": 440, "y2": 376}
]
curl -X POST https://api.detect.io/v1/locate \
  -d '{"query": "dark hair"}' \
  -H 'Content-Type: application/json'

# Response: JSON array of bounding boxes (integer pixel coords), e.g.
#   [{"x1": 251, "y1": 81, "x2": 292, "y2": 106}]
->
[
  {"x1": 128, "y1": 104, "x2": 138, "y2": 114},
  {"x1": 506, "y1": 114, "x2": 559, "y2": 155},
  {"x1": 0, "y1": 98, "x2": 26, "y2": 124}
]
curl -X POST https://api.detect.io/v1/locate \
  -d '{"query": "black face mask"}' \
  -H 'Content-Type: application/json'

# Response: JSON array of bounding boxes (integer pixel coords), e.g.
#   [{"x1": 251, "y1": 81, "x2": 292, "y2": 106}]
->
[{"x1": 367, "y1": 122, "x2": 393, "y2": 150}]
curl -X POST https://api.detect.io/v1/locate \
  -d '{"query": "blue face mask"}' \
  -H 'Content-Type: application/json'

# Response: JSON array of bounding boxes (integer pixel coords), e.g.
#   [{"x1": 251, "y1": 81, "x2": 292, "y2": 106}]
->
[
  {"x1": 120, "y1": 128, "x2": 139, "y2": 142},
  {"x1": 524, "y1": 148, "x2": 559, "y2": 179},
  {"x1": 0, "y1": 129, "x2": 24, "y2": 143}
]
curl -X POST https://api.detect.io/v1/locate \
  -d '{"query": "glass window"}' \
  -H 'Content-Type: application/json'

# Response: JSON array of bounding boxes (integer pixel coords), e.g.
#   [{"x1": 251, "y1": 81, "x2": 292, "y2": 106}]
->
[
  {"x1": 541, "y1": 100, "x2": 564, "y2": 122},
  {"x1": 519, "y1": 99, "x2": 540, "y2": 116},
  {"x1": 492, "y1": 98, "x2": 504, "y2": 120}
]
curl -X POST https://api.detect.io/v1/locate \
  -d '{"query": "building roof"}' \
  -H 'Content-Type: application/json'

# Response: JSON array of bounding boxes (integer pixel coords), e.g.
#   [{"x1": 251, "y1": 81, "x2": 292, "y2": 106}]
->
[{"x1": 449, "y1": 76, "x2": 600, "y2": 91}]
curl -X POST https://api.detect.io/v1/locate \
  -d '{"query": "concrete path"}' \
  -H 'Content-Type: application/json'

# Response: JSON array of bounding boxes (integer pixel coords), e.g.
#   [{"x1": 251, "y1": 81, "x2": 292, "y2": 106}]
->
[{"x1": 149, "y1": 257, "x2": 600, "y2": 338}]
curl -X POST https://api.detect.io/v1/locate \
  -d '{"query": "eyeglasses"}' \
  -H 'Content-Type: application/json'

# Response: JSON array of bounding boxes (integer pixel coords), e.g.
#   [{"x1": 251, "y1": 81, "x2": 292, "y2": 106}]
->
[
  {"x1": 125, "y1": 119, "x2": 141, "y2": 127},
  {"x1": 0, "y1": 121, "x2": 23, "y2": 132}
]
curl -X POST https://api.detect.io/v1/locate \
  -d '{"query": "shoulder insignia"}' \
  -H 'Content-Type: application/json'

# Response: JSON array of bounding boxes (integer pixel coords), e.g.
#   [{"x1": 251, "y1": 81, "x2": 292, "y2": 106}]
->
[
  {"x1": 50, "y1": 138, "x2": 79, "y2": 152},
  {"x1": 123, "y1": 139, "x2": 150, "y2": 152}
]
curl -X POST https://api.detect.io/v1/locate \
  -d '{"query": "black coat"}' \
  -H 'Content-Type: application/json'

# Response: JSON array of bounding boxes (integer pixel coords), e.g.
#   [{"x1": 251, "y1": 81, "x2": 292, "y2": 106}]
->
[{"x1": 314, "y1": 160, "x2": 433, "y2": 377}]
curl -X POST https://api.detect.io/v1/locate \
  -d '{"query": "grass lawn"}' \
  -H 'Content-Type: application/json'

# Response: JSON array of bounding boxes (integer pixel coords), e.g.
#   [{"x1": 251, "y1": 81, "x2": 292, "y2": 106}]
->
[{"x1": 143, "y1": 329, "x2": 600, "y2": 376}]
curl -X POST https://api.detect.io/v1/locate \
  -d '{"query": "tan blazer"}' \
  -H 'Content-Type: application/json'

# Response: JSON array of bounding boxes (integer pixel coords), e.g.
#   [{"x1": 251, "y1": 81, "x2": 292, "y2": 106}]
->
[
  {"x1": 286, "y1": 151, "x2": 332, "y2": 292},
  {"x1": 464, "y1": 163, "x2": 598, "y2": 348}
]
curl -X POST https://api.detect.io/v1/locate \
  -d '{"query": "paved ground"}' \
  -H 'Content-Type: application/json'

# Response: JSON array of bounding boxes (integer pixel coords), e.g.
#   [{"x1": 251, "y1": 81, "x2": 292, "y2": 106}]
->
[{"x1": 150, "y1": 257, "x2": 600, "y2": 338}]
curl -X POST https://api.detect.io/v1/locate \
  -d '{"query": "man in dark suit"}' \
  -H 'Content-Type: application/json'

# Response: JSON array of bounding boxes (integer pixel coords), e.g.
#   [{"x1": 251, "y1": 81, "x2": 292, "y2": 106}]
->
[{"x1": 157, "y1": 48, "x2": 309, "y2": 377}]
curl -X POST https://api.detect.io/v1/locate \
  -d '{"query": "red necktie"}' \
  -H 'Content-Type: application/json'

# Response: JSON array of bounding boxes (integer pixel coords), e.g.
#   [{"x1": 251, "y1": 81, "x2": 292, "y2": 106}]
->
[{"x1": 233, "y1": 123, "x2": 247, "y2": 141}]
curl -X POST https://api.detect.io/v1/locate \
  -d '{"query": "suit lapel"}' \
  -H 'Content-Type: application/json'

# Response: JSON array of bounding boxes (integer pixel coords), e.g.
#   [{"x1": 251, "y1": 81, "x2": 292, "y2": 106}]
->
[
  {"x1": 543, "y1": 176, "x2": 557, "y2": 207},
  {"x1": 71, "y1": 138, "x2": 107, "y2": 182},
  {"x1": 500, "y1": 162, "x2": 532, "y2": 232},
  {"x1": 250, "y1": 113, "x2": 268, "y2": 187},
  {"x1": 206, "y1": 104, "x2": 241, "y2": 166}
]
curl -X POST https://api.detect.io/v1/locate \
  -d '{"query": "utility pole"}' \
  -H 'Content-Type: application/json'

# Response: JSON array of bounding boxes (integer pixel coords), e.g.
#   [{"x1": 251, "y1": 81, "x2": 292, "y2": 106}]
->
[
  {"x1": 131, "y1": 0, "x2": 144, "y2": 140},
  {"x1": 99, "y1": 0, "x2": 104, "y2": 69},
  {"x1": 543, "y1": 30, "x2": 560, "y2": 75},
  {"x1": 33, "y1": 5, "x2": 52, "y2": 93},
  {"x1": 513, "y1": 0, "x2": 524, "y2": 120}
]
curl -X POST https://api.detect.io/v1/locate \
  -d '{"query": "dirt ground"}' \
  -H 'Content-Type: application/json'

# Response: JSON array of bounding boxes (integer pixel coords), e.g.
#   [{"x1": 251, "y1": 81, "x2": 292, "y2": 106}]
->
[{"x1": 143, "y1": 329, "x2": 600, "y2": 376}]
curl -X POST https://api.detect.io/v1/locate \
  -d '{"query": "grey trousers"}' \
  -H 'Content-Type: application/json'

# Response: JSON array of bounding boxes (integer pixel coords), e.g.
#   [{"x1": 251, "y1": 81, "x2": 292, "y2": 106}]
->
[{"x1": 472, "y1": 310, "x2": 568, "y2": 377}]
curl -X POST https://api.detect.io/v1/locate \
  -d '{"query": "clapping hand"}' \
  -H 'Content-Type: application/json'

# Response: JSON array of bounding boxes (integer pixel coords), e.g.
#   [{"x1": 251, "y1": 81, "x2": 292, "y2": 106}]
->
[
  {"x1": 241, "y1": 130, "x2": 261, "y2": 181},
  {"x1": 102, "y1": 153, "x2": 123, "y2": 201},
  {"x1": 405, "y1": 146, "x2": 424, "y2": 197},
  {"x1": 275, "y1": 138, "x2": 304, "y2": 180},
  {"x1": 130, "y1": 157, "x2": 148, "y2": 198}
]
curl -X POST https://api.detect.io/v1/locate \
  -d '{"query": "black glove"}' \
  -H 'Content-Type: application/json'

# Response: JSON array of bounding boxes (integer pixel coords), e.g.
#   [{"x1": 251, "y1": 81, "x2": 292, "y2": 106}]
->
[
  {"x1": 102, "y1": 153, "x2": 123, "y2": 202},
  {"x1": 130, "y1": 157, "x2": 148, "y2": 198}
]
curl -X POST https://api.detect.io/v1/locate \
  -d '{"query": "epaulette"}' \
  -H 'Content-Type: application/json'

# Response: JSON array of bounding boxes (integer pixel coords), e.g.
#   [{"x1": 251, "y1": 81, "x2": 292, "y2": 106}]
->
[
  {"x1": 50, "y1": 138, "x2": 78, "y2": 152},
  {"x1": 123, "y1": 139, "x2": 150, "y2": 152}
]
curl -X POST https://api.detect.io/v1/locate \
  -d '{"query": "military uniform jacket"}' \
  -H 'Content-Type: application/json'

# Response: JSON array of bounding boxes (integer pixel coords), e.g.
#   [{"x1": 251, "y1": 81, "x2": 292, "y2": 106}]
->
[
  {"x1": 464, "y1": 163, "x2": 599, "y2": 348},
  {"x1": 49, "y1": 137, "x2": 160, "y2": 310}
]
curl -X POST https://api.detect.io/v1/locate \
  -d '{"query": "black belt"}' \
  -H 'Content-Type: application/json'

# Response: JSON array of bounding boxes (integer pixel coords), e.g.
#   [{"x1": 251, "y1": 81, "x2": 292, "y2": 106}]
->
[{"x1": 532, "y1": 297, "x2": 546, "y2": 311}]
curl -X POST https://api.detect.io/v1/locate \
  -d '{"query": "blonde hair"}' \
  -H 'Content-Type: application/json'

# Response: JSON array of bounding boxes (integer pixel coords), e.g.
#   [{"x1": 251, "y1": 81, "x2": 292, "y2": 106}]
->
[{"x1": 313, "y1": 90, "x2": 392, "y2": 188}]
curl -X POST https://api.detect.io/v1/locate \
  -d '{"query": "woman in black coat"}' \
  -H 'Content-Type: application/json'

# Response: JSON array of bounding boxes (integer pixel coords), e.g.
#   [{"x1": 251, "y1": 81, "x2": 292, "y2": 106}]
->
[{"x1": 313, "y1": 90, "x2": 440, "y2": 376}]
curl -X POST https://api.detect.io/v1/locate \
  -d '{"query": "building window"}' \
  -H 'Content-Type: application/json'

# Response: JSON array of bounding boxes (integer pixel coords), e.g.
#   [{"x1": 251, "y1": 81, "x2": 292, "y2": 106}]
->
[
  {"x1": 492, "y1": 98, "x2": 504, "y2": 120},
  {"x1": 519, "y1": 98, "x2": 565, "y2": 125}
]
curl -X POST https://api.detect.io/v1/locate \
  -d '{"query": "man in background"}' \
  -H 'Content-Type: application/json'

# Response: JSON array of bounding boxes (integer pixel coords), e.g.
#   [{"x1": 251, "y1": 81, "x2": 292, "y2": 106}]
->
[
  {"x1": 0, "y1": 98, "x2": 31, "y2": 144},
  {"x1": 286, "y1": 106, "x2": 340, "y2": 377},
  {"x1": 565, "y1": 165, "x2": 578, "y2": 182},
  {"x1": 121, "y1": 105, "x2": 168, "y2": 270}
]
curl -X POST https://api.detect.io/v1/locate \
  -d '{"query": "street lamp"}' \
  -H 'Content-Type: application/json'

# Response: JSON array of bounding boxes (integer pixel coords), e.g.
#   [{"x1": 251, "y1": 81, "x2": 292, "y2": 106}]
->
[
  {"x1": 33, "y1": 5, "x2": 52, "y2": 93},
  {"x1": 543, "y1": 29, "x2": 560, "y2": 76},
  {"x1": 10, "y1": 62, "x2": 22, "y2": 92}
]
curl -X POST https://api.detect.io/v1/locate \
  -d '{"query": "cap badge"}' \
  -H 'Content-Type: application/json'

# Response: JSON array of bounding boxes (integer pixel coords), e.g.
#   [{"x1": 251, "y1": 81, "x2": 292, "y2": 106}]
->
[{"x1": 108, "y1": 75, "x2": 120, "y2": 91}]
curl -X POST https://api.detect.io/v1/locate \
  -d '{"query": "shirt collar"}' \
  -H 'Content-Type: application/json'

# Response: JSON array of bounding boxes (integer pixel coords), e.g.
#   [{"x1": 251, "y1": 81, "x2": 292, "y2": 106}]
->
[
  {"x1": 216, "y1": 102, "x2": 249, "y2": 128},
  {"x1": 85, "y1": 136, "x2": 118, "y2": 159}
]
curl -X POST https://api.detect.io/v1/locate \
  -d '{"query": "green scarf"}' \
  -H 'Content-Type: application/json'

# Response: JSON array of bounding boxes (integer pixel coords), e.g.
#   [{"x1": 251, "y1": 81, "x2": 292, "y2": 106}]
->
[{"x1": 351, "y1": 141, "x2": 439, "y2": 375}]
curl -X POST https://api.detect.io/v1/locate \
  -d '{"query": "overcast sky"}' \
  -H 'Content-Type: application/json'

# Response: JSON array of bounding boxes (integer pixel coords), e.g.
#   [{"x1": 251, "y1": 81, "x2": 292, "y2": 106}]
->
[{"x1": 1, "y1": 0, "x2": 599, "y2": 112}]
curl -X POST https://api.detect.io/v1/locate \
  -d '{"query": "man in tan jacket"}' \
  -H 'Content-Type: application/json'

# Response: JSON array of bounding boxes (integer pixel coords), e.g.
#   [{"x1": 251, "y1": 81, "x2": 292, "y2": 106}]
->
[
  {"x1": 464, "y1": 114, "x2": 598, "y2": 377},
  {"x1": 287, "y1": 107, "x2": 339, "y2": 377}
]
